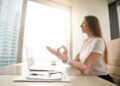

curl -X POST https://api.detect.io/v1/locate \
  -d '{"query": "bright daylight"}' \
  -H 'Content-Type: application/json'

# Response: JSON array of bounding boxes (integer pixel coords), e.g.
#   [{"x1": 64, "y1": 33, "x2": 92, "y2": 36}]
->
[{"x1": 23, "y1": 1, "x2": 70, "y2": 64}]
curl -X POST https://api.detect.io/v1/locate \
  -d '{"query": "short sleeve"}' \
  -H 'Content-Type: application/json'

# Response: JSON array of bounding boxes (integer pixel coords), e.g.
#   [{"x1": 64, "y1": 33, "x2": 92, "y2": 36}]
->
[{"x1": 89, "y1": 38, "x2": 105, "y2": 54}]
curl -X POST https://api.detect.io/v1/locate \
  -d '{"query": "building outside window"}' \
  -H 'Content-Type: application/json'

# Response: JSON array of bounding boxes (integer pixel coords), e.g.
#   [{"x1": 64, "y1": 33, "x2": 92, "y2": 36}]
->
[{"x1": 0, "y1": 0, "x2": 23, "y2": 66}]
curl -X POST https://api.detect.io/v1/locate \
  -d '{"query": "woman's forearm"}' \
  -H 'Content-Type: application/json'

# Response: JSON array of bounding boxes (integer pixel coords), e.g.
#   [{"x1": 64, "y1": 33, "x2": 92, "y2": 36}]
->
[{"x1": 69, "y1": 59, "x2": 88, "y2": 72}]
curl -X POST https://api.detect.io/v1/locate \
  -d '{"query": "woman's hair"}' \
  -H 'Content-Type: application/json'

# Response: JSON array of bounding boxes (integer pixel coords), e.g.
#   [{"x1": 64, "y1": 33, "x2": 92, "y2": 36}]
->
[{"x1": 85, "y1": 15, "x2": 108, "y2": 64}]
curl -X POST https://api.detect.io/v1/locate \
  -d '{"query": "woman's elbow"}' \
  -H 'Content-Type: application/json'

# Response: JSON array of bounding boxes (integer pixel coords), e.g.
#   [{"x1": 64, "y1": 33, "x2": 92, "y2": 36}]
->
[{"x1": 78, "y1": 65, "x2": 89, "y2": 72}]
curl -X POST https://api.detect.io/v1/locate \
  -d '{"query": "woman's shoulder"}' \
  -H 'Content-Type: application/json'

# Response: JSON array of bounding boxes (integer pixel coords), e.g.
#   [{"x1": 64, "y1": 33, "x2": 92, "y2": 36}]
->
[
  {"x1": 93, "y1": 37, "x2": 104, "y2": 41},
  {"x1": 92, "y1": 37, "x2": 105, "y2": 44},
  {"x1": 83, "y1": 37, "x2": 104, "y2": 44}
]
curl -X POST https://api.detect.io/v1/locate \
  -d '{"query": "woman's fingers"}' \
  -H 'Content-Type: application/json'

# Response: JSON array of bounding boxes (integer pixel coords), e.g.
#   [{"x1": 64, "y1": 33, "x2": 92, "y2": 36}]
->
[
  {"x1": 62, "y1": 45, "x2": 68, "y2": 54},
  {"x1": 57, "y1": 45, "x2": 68, "y2": 54},
  {"x1": 46, "y1": 46, "x2": 57, "y2": 56},
  {"x1": 57, "y1": 46, "x2": 62, "y2": 54},
  {"x1": 56, "y1": 47, "x2": 61, "y2": 58},
  {"x1": 46, "y1": 45, "x2": 68, "y2": 61}
]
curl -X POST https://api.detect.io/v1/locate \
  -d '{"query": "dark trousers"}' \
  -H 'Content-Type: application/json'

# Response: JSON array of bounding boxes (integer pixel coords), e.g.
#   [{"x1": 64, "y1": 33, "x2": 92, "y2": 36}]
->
[{"x1": 98, "y1": 74, "x2": 114, "y2": 83}]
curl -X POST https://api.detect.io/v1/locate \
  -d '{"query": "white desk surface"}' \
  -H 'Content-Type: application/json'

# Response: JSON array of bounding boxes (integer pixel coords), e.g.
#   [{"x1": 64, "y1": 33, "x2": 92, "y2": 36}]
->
[
  {"x1": 0, "y1": 63, "x2": 118, "y2": 86},
  {"x1": 0, "y1": 75, "x2": 117, "y2": 86}
]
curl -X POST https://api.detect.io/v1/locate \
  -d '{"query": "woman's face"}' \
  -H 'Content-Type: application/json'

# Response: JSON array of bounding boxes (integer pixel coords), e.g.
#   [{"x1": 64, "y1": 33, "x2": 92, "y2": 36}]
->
[{"x1": 80, "y1": 19, "x2": 90, "y2": 34}]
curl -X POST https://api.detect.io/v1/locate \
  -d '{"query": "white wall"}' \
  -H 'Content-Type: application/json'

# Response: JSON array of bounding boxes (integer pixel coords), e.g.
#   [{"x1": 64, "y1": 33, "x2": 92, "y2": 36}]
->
[{"x1": 72, "y1": 0, "x2": 111, "y2": 58}]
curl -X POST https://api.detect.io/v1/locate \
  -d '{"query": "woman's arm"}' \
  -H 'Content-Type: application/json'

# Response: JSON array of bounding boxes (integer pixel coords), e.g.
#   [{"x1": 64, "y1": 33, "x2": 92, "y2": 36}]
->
[
  {"x1": 46, "y1": 46, "x2": 101, "y2": 72},
  {"x1": 74, "y1": 53, "x2": 80, "y2": 62},
  {"x1": 69, "y1": 52, "x2": 101, "y2": 72}
]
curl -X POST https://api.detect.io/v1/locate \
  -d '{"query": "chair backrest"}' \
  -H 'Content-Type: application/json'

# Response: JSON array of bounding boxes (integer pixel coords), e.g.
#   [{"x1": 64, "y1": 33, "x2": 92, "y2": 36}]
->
[{"x1": 106, "y1": 38, "x2": 120, "y2": 85}]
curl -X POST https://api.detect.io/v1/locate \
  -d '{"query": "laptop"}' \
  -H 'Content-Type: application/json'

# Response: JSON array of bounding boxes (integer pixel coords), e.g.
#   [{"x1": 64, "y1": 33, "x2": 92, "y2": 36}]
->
[{"x1": 26, "y1": 47, "x2": 55, "y2": 71}]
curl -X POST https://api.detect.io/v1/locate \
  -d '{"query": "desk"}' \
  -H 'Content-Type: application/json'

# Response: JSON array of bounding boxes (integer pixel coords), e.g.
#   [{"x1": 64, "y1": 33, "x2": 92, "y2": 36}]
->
[
  {"x1": 0, "y1": 63, "x2": 81, "y2": 75},
  {"x1": 0, "y1": 63, "x2": 118, "y2": 86}
]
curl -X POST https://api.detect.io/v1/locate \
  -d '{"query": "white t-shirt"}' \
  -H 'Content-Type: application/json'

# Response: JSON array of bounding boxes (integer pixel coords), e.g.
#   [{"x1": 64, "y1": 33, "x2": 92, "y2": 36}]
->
[{"x1": 79, "y1": 37, "x2": 109, "y2": 75}]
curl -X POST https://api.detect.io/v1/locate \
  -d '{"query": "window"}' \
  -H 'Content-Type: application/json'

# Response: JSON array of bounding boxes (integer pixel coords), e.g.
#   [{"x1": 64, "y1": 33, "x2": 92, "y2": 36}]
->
[
  {"x1": 0, "y1": 0, "x2": 23, "y2": 66},
  {"x1": 23, "y1": 1, "x2": 71, "y2": 64}
]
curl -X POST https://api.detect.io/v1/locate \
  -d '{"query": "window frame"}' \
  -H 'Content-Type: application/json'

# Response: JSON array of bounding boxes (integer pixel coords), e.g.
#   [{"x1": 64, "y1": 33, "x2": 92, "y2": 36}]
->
[{"x1": 17, "y1": 0, "x2": 72, "y2": 63}]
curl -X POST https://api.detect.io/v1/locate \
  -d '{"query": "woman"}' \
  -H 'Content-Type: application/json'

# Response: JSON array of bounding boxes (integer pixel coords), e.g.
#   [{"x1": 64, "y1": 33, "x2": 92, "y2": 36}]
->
[{"x1": 46, "y1": 15, "x2": 114, "y2": 83}]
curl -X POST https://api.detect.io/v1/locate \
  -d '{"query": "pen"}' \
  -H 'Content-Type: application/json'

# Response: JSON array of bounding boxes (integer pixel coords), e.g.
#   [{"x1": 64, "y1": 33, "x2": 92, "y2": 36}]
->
[
  {"x1": 49, "y1": 72, "x2": 62, "y2": 76},
  {"x1": 31, "y1": 73, "x2": 44, "y2": 76}
]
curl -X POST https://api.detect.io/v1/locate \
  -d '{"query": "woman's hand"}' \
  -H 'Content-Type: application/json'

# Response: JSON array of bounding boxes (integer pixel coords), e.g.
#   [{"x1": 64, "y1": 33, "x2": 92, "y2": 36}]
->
[
  {"x1": 46, "y1": 46, "x2": 57, "y2": 56},
  {"x1": 46, "y1": 45, "x2": 68, "y2": 62}
]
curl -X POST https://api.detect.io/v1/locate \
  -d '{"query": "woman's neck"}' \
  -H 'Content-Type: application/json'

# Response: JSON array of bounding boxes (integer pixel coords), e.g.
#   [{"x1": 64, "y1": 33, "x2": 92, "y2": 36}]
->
[{"x1": 86, "y1": 33, "x2": 94, "y2": 41}]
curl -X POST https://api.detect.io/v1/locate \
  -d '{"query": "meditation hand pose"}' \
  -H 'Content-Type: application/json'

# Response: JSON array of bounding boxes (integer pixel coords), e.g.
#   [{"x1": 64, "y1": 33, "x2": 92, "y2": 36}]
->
[{"x1": 46, "y1": 45, "x2": 68, "y2": 62}]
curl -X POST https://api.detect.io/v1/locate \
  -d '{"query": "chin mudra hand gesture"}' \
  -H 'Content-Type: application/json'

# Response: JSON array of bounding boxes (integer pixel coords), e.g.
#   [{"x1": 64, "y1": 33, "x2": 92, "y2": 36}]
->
[{"x1": 46, "y1": 45, "x2": 68, "y2": 62}]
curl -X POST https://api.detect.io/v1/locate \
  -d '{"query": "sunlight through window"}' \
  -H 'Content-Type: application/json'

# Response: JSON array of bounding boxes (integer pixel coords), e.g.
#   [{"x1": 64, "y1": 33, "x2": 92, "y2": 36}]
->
[{"x1": 23, "y1": 1, "x2": 70, "y2": 64}]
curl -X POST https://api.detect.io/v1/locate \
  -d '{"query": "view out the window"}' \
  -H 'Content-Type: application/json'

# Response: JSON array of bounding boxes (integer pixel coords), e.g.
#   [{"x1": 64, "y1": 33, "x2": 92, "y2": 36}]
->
[
  {"x1": 0, "y1": 0, "x2": 23, "y2": 66},
  {"x1": 23, "y1": 1, "x2": 70, "y2": 64}
]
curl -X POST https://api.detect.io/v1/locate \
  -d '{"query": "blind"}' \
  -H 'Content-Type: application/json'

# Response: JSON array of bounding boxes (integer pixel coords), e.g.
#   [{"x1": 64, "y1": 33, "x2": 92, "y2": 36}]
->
[{"x1": 0, "y1": 0, "x2": 23, "y2": 66}]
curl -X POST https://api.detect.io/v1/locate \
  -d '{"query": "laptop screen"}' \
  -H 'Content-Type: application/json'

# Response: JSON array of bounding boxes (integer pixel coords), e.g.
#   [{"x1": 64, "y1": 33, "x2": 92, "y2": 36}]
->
[{"x1": 26, "y1": 47, "x2": 35, "y2": 67}]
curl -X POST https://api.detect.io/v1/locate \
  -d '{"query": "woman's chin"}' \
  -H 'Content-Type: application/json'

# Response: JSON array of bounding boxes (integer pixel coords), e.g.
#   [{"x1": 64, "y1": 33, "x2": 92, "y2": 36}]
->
[{"x1": 81, "y1": 30, "x2": 85, "y2": 33}]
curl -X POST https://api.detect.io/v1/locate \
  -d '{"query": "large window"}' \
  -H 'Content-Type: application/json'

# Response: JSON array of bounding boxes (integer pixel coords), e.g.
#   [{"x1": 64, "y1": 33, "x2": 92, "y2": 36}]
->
[
  {"x1": 0, "y1": 0, "x2": 23, "y2": 66},
  {"x1": 23, "y1": 1, "x2": 71, "y2": 64}
]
